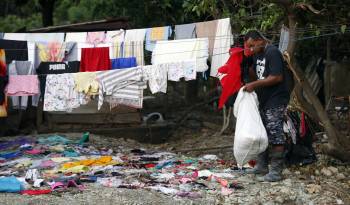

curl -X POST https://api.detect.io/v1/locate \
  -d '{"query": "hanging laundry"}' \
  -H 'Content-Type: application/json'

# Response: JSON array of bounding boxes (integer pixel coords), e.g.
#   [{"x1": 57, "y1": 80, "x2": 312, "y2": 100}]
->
[
  {"x1": 152, "y1": 38, "x2": 209, "y2": 72},
  {"x1": 106, "y1": 29, "x2": 125, "y2": 42},
  {"x1": 0, "y1": 33, "x2": 4, "y2": 39},
  {"x1": 124, "y1": 29, "x2": 147, "y2": 66},
  {"x1": 73, "y1": 72, "x2": 99, "y2": 96},
  {"x1": 0, "y1": 49, "x2": 5, "y2": 76},
  {"x1": 67, "y1": 61, "x2": 80, "y2": 72},
  {"x1": 65, "y1": 32, "x2": 86, "y2": 61},
  {"x1": 143, "y1": 64, "x2": 168, "y2": 94},
  {"x1": 217, "y1": 47, "x2": 243, "y2": 109},
  {"x1": 195, "y1": 19, "x2": 218, "y2": 57},
  {"x1": 0, "y1": 50, "x2": 7, "y2": 107},
  {"x1": 36, "y1": 42, "x2": 66, "y2": 62},
  {"x1": 183, "y1": 59, "x2": 197, "y2": 81},
  {"x1": 35, "y1": 42, "x2": 76, "y2": 68},
  {"x1": 62, "y1": 42, "x2": 77, "y2": 62},
  {"x1": 3, "y1": 33, "x2": 64, "y2": 43},
  {"x1": 36, "y1": 62, "x2": 79, "y2": 99},
  {"x1": 8, "y1": 61, "x2": 39, "y2": 109},
  {"x1": 167, "y1": 62, "x2": 183, "y2": 82},
  {"x1": 107, "y1": 30, "x2": 125, "y2": 59},
  {"x1": 145, "y1": 26, "x2": 172, "y2": 51},
  {"x1": 80, "y1": 47, "x2": 111, "y2": 72},
  {"x1": 111, "y1": 57, "x2": 137, "y2": 69},
  {"x1": 65, "y1": 32, "x2": 113, "y2": 61},
  {"x1": 27, "y1": 42, "x2": 35, "y2": 66},
  {"x1": 86, "y1": 32, "x2": 107, "y2": 46},
  {"x1": 124, "y1": 29, "x2": 147, "y2": 41},
  {"x1": 6, "y1": 75, "x2": 39, "y2": 96},
  {"x1": 43, "y1": 73, "x2": 80, "y2": 112},
  {"x1": 97, "y1": 67, "x2": 146, "y2": 110},
  {"x1": 174, "y1": 23, "x2": 196, "y2": 40},
  {"x1": 0, "y1": 39, "x2": 28, "y2": 64},
  {"x1": 167, "y1": 59, "x2": 197, "y2": 81},
  {"x1": 211, "y1": 18, "x2": 233, "y2": 77},
  {"x1": 26, "y1": 33, "x2": 65, "y2": 43},
  {"x1": 2, "y1": 33, "x2": 27, "y2": 41}
]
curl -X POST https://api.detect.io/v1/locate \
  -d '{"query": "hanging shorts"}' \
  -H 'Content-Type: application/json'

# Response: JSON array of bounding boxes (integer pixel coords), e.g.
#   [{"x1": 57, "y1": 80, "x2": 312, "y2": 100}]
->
[{"x1": 260, "y1": 104, "x2": 287, "y2": 145}]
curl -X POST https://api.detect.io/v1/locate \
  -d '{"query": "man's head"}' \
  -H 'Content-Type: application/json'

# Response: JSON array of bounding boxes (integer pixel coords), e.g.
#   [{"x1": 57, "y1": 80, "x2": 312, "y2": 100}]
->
[{"x1": 244, "y1": 30, "x2": 267, "y2": 55}]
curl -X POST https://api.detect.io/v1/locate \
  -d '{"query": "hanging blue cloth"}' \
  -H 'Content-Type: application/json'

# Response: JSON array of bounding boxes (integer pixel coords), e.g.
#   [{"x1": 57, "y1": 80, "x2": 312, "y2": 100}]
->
[{"x1": 111, "y1": 57, "x2": 137, "y2": 69}]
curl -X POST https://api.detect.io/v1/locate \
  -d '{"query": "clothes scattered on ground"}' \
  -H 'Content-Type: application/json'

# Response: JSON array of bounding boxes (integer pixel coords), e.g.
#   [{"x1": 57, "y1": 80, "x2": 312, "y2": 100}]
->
[{"x1": 0, "y1": 134, "x2": 243, "y2": 197}]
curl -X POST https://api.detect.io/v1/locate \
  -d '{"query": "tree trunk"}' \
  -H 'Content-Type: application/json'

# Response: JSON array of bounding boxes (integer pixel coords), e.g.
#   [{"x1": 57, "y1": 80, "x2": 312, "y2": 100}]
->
[
  {"x1": 276, "y1": 1, "x2": 350, "y2": 162},
  {"x1": 39, "y1": 0, "x2": 55, "y2": 27}
]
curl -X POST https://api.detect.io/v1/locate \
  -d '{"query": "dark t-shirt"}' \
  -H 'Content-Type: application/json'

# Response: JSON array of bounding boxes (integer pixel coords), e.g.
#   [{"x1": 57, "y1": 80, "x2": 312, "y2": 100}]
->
[
  {"x1": 253, "y1": 44, "x2": 290, "y2": 109},
  {"x1": 36, "y1": 62, "x2": 79, "y2": 98},
  {"x1": 0, "y1": 39, "x2": 28, "y2": 64}
]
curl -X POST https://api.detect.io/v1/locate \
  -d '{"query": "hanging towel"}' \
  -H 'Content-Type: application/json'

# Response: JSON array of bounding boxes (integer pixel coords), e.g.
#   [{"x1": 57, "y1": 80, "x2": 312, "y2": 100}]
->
[
  {"x1": 145, "y1": 26, "x2": 172, "y2": 51},
  {"x1": 97, "y1": 67, "x2": 146, "y2": 110},
  {"x1": 80, "y1": 47, "x2": 111, "y2": 72},
  {"x1": 124, "y1": 29, "x2": 147, "y2": 41},
  {"x1": 195, "y1": 20, "x2": 218, "y2": 57},
  {"x1": 111, "y1": 57, "x2": 137, "y2": 69},
  {"x1": 107, "y1": 30, "x2": 125, "y2": 59},
  {"x1": 211, "y1": 18, "x2": 233, "y2": 77},
  {"x1": 152, "y1": 38, "x2": 209, "y2": 72},
  {"x1": 124, "y1": 29, "x2": 146, "y2": 66},
  {"x1": 175, "y1": 23, "x2": 196, "y2": 39}
]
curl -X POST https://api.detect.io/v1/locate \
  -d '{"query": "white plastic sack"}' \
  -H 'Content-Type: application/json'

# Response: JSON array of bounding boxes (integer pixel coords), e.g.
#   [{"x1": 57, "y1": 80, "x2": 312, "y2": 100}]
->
[{"x1": 233, "y1": 88, "x2": 268, "y2": 167}]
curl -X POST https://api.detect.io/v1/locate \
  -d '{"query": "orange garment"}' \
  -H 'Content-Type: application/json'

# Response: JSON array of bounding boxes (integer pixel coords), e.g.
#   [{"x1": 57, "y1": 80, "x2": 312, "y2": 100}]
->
[
  {"x1": 61, "y1": 156, "x2": 116, "y2": 169},
  {"x1": 150, "y1": 27, "x2": 165, "y2": 41}
]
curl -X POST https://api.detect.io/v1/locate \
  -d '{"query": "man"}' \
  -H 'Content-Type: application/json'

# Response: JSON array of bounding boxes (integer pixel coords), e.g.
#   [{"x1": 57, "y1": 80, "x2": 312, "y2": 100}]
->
[{"x1": 243, "y1": 30, "x2": 291, "y2": 182}]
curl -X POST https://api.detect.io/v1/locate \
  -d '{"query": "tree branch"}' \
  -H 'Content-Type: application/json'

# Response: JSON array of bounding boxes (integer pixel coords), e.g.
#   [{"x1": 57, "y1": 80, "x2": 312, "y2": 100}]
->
[{"x1": 296, "y1": 3, "x2": 325, "y2": 15}]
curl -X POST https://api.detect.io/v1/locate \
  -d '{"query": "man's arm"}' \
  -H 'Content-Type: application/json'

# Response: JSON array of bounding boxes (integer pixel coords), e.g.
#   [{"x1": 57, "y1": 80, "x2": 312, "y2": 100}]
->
[{"x1": 244, "y1": 74, "x2": 283, "y2": 92}]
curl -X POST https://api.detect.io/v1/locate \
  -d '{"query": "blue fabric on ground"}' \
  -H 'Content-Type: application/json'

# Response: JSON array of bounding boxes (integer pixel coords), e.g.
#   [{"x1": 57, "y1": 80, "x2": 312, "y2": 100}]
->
[{"x1": 0, "y1": 176, "x2": 23, "y2": 192}]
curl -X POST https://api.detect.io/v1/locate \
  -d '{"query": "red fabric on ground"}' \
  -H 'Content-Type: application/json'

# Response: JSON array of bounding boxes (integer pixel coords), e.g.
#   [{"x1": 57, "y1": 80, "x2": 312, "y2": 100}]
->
[
  {"x1": 21, "y1": 189, "x2": 52, "y2": 195},
  {"x1": 218, "y1": 47, "x2": 244, "y2": 109},
  {"x1": 80, "y1": 47, "x2": 111, "y2": 72}
]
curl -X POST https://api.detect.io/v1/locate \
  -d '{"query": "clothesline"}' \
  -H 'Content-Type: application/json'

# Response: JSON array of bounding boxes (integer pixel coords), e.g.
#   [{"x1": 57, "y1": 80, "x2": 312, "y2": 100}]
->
[
  {"x1": 2, "y1": 26, "x2": 345, "y2": 46},
  {"x1": 2, "y1": 27, "x2": 349, "y2": 52}
]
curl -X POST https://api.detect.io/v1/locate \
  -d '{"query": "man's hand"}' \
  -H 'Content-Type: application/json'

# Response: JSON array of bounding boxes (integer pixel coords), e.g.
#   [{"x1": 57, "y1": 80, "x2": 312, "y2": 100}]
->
[{"x1": 243, "y1": 82, "x2": 255, "y2": 92}]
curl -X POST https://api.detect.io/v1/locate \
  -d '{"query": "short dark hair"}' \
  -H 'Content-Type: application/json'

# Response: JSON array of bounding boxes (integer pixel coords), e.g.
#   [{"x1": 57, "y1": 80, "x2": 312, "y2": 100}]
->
[{"x1": 244, "y1": 30, "x2": 264, "y2": 41}]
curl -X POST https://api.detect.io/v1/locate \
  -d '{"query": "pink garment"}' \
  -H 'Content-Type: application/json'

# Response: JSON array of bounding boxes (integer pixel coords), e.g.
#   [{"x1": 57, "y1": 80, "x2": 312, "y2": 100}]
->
[
  {"x1": 6, "y1": 75, "x2": 39, "y2": 96},
  {"x1": 48, "y1": 42, "x2": 64, "y2": 62},
  {"x1": 25, "y1": 149, "x2": 43, "y2": 155},
  {"x1": 86, "y1": 32, "x2": 106, "y2": 45}
]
